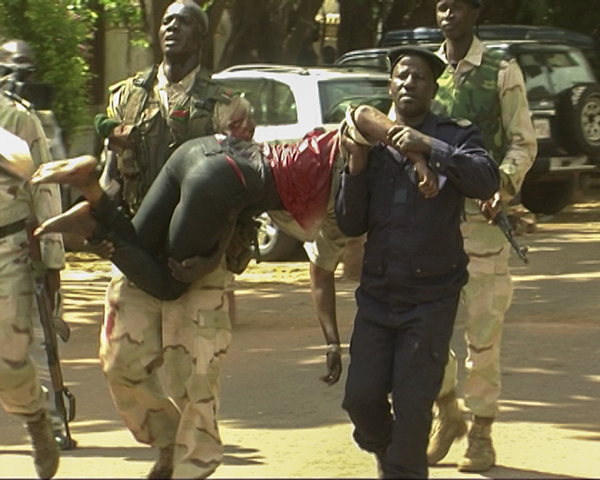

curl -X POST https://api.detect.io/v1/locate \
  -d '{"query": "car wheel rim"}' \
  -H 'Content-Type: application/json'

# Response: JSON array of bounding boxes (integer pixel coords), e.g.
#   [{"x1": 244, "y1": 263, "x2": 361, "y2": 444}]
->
[
  {"x1": 256, "y1": 215, "x2": 278, "y2": 251},
  {"x1": 581, "y1": 95, "x2": 600, "y2": 145}
]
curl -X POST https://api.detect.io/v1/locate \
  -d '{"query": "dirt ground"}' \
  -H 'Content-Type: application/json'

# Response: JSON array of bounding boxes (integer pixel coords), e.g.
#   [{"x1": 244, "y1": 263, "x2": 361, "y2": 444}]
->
[{"x1": 2, "y1": 190, "x2": 600, "y2": 478}]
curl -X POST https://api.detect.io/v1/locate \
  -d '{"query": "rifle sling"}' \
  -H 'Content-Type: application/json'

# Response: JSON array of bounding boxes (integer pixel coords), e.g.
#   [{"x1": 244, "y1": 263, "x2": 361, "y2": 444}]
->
[{"x1": 0, "y1": 217, "x2": 26, "y2": 239}]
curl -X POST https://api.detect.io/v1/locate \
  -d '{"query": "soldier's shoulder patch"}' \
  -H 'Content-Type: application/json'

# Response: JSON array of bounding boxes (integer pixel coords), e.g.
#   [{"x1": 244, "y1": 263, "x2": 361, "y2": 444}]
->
[
  {"x1": 207, "y1": 82, "x2": 243, "y2": 104},
  {"x1": 217, "y1": 87, "x2": 242, "y2": 102},
  {"x1": 221, "y1": 88, "x2": 235, "y2": 99}
]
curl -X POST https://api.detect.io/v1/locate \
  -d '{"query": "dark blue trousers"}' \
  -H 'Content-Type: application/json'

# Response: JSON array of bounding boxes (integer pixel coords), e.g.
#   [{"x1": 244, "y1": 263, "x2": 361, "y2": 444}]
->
[{"x1": 342, "y1": 294, "x2": 459, "y2": 478}]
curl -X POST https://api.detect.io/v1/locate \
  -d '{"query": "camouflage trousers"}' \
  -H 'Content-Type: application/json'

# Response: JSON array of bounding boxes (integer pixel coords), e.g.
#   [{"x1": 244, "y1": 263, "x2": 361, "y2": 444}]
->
[
  {"x1": 99, "y1": 267, "x2": 233, "y2": 479},
  {"x1": 0, "y1": 230, "x2": 44, "y2": 419},
  {"x1": 438, "y1": 217, "x2": 513, "y2": 418}
]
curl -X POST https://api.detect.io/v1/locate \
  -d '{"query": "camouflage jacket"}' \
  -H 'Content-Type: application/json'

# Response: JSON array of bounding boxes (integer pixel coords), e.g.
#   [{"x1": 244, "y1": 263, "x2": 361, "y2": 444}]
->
[
  {"x1": 0, "y1": 91, "x2": 65, "y2": 269},
  {"x1": 103, "y1": 63, "x2": 236, "y2": 215},
  {"x1": 101, "y1": 64, "x2": 260, "y2": 276},
  {"x1": 434, "y1": 37, "x2": 537, "y2": 209}
]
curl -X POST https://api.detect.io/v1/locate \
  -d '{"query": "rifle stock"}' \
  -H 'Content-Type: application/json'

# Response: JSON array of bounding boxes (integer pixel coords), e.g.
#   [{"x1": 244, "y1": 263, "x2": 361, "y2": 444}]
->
[
  {"x1": 494, "y1": 210, "x2": 529, "y2": 264},
  {"x1": 25, "y1": 216, "x2": 77, "y2": 449}
]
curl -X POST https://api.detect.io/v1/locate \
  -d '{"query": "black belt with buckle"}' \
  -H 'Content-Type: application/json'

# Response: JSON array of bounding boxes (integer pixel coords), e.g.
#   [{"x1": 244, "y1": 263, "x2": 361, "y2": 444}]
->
[{"x1": 0, "y1": 218, "x2": 27, "y2": 239}]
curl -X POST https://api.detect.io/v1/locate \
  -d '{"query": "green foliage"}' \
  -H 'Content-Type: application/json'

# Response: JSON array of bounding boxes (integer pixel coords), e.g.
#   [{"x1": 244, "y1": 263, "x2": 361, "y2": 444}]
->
[
  {"x1": 101, "y1": 0, "x2": 141, "y2": 26},
  {"x1": 0, "y1": 0, "x2": 96, "y2": 142},
  {"x1": 101, "y1": 0, "x2": 147, "y2": 47}
]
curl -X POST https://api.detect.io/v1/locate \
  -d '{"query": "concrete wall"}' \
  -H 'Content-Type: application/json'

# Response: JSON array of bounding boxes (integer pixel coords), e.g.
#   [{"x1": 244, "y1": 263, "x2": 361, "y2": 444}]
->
[{"x1": 104, "y1": 28, "x2": 153, "y2": 107}]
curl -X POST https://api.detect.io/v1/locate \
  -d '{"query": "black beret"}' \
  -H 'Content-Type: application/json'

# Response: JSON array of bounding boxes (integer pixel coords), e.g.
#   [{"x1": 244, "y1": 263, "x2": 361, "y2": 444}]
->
[{"x1": 388, "y1": 46, "x2": 447, "y2": 80}]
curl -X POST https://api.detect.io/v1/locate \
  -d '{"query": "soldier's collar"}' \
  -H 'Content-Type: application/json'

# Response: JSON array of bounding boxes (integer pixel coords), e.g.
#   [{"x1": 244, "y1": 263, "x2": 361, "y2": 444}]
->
[
  {"x1": 438, "y1": 35, "x2": 484, "y2": 71},
  {"x1": 157, "y1": 63, "x2": 202, "y2": 93}
]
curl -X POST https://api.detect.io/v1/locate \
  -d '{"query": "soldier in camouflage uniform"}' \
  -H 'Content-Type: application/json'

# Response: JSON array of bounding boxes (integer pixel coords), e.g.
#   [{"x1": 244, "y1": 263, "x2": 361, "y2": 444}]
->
[
  {"x1": 426, "y1": 0, "x2": 537, "y2": 472},
  {"x1": 0, "y1": 38, "x2": 75, "y2": 450},
  {"x1": 0, "y1": 92, "x2": 65, "y2": 478},
  {"x1": 95, "y1": 2, "x2": 243, "y2": 478}
]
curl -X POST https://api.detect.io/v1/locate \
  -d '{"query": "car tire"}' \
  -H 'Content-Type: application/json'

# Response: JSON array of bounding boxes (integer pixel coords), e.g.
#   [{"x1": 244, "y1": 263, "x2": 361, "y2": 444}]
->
[
  {"x1": 255, "y1": 213, "x2": 302, "y2": 261},
  {"x1": 520, "y1": 177, "x2": 576, "y2": 215},
  {"x1": 556, "y1": 83, "x2": 600, "y2": 156}
]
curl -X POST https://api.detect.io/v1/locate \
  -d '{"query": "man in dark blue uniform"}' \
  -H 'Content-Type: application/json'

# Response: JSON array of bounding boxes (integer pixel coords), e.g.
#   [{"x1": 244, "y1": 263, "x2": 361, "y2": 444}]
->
[{"x1": 335, "y1": 46, "x2": 500, "y2": 478}]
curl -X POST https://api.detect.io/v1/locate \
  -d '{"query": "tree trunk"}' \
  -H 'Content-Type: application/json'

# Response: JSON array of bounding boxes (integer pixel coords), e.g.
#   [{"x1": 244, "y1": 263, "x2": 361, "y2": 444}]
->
[
  {"x1": 201, "y1": 0, "x2": 228, "y2": 70},
  {"x1": 480, "y1": 1, "x2": 520, "y2": 24},
  {"x1": 280, "y1": 0, "x2": 323, "y2": 63},
  {"x1": 219, "y1": 0, "x2": 325, "y2": 69},
  {"x1": 89, "y1": 0, "x2": 105, "y2": 106},
  {"x1": 382, "y1": 0, "x2": 411, "y2": 33},
  {"x1": 218, "y1": 0, "x2": 265, "y2": 69},
  {"x1": 382, "y1": 0, "x2": 437, "y2": 33},
  {"x1": 407, "y1": 0, "x2": 436, "y2": 28},
  {"x1": 338, "y1": 0, "x2": 377, "y2": 55},
  {"x1": 259, "y1": 0, "x2": 290, "y2": 64},
  {"x1": 140, "y1": 0, "x2": 171, "y2": 64}
]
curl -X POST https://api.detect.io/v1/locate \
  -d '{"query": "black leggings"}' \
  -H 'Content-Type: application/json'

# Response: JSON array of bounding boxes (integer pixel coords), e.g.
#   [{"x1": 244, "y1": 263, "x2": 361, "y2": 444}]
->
[{"x1": 94, "y1": 136, "x2": 279, "y2": 300}]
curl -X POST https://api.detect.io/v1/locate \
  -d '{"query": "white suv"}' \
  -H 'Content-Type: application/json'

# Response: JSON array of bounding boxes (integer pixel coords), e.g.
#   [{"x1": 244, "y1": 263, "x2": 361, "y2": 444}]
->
[{"x1": 213, "y1": 64, "x2": 391, "y2": 260}]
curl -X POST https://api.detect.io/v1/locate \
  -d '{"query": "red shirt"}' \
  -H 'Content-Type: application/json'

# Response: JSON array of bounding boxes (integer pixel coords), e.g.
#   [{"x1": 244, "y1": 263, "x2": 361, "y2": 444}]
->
[{"x1": 264, "y1": 129, "x2": 340, "y2": 236}]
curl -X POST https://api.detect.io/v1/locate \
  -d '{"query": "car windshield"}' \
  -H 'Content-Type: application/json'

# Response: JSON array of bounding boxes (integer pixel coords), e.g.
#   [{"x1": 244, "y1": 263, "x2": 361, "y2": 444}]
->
[
  {"x1": 501, "y1": 47, "x2": 596, "y2": 98},
  {"x1": 319, "y1": 78, "x2": 391, "y2": 123},
  {"x1": 216, "y1": 78, "x2": 298, "y2": 126}
]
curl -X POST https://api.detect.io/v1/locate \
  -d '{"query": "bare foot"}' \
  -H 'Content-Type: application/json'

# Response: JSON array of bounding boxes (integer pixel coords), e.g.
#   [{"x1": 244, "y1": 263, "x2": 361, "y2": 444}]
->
[
  {"x1": 30, "y1": 155, "x2": 98, "y2": 189},
  {"x1": 34, "y1": 201, "x2": 99, "y2": 239}
]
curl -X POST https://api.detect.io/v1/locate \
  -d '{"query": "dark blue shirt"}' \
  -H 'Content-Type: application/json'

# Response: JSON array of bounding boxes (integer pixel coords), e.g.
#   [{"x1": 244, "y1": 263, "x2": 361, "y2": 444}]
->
[{"x1": 335, "y1": 112, "x2": 500, "y2": 315}]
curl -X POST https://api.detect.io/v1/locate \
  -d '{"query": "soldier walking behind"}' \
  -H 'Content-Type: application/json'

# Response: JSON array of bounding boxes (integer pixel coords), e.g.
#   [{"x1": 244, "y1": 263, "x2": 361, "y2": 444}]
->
[{"x1": 427, "y1": 0, "x2": 537, "y2": 472}]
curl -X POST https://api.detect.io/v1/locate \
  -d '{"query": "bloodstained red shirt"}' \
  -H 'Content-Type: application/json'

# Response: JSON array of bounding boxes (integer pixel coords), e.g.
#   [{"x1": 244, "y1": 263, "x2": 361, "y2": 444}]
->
[{"x1": 263, "y1": 129, "x2": 340, "y2": 236}]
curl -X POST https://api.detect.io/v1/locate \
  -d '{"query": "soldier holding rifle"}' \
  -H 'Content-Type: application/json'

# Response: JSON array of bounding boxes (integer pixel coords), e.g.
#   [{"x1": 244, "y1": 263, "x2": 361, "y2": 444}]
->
[
  {"x1": 427, "y1": 0, "x2": 537, "y2": 472},
  {"x1": 0, "y1": 37, "x2": 76, "y2": 451},
  {"x1": 0, "y1": 91, "x2": 66, "y2": 479}
]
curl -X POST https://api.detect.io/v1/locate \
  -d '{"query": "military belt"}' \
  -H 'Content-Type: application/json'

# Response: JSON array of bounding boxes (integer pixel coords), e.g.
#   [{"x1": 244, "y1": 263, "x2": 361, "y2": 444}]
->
[{"x1": 0, "y1": 217, "x2": 26, "y2": 239}]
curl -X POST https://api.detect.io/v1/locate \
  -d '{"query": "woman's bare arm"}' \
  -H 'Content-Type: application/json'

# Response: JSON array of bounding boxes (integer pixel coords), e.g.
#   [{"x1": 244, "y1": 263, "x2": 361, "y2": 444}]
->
[
  {"x1": 348, "y1": 105, "x2": 439, "y2": 197},
  {"x1": 351, "y1": 105, "x2": 396, "y2": 145}
]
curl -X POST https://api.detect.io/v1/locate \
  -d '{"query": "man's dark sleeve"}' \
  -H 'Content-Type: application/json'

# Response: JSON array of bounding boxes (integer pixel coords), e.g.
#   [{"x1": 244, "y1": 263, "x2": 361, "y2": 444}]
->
[
  {"x1": 427, "y1": 125, "x2": 500, "y2": 200},
  {"x1": 335, "y1": 166, "x2": 370, "y2": 237}
]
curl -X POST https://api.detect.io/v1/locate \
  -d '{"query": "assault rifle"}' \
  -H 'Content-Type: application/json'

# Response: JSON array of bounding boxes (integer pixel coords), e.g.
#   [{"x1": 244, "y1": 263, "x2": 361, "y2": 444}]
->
[
  {"x1": 493, "y1": 210, "x2": 529, "y2": 264},
  {"x1": 25, "y1": 216, "x2": 77, "y2": 449},
  {"x1": 0, "y1": 62, "x2": 53, "y2": 110}
]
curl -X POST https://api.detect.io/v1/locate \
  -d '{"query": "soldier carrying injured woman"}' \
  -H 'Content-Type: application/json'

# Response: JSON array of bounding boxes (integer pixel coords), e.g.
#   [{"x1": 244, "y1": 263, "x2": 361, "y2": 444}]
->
[{"x1": 30, "y1": 98, "x2": 439, "y2": 301}]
